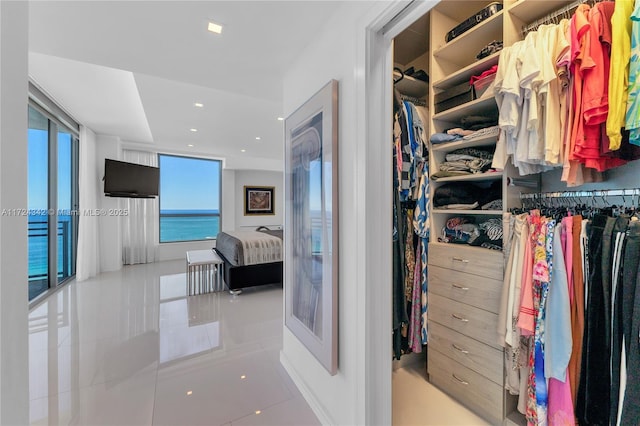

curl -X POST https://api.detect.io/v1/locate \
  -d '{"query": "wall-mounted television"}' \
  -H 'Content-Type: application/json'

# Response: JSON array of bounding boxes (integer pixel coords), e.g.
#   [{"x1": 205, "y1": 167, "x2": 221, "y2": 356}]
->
[{"x1": 103, "y1": 159, "x2": 159, "y2": 198}]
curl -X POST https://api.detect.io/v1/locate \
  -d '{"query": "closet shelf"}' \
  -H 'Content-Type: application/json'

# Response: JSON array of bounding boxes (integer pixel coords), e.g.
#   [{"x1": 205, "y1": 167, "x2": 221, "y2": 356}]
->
[
  {"x1": 429, "y1": 240, "x2": 503, "y2": 251},
  {"x1": 432, "y1": 96, "x2": 498, "y2": 123},
  {"x1": 432, "y1": 172, "x2": 503, "y2": 183},
  {"x1": 431, "y1": 133, "x2": 498, "y2": 152},
  {"x1": 431, "y1": 209, "x2": 503, "y2": 215},
  {"x1": 433, "y1": 10, "x2": 503, "y2": 67},
  {"x1": 507, "y1": 0, "x2": 569, "y2": 24},
  {"x1": 432, "y1": 52, "x2": 500, "y2": 90},
  {"x1": 394, "y1": 71, "x2": 429, "y2": 98}
]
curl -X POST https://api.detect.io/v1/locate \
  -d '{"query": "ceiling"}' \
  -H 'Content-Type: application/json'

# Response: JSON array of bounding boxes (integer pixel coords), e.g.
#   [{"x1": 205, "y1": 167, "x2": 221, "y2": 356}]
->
[{"x1": 28, "y1": 1, "x2": 343, "y2": 169}]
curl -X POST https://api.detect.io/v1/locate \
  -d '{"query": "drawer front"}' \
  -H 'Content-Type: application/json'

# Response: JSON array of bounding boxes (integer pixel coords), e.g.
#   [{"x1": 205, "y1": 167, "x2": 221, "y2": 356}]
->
[
  {"x1": 428, "y1": 243, "x2": 503, "y2": 281},
  {"x1": 429, "y1": 265, "x2": 502, "y2": 314},
  {"x1": 428, "y1": 293, "x2": 500, "y2": 349},
  {"x1": 428, "y1": 348, "x2": 503, "y2": 424},
  {"x1": 428, "y1": 321, "x2": 503, "y2": 384}
]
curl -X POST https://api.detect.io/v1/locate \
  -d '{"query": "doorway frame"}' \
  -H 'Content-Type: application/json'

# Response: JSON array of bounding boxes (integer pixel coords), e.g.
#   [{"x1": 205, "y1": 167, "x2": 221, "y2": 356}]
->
[{"x1": 359, "y1": 1, "x2": 439, "y2": 424}]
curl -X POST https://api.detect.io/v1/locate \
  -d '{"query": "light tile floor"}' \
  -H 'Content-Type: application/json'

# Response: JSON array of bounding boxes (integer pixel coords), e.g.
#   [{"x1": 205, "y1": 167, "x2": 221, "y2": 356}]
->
[
  {"x1": 393, "y1": 356, "x2": 491, "y2": 426},
  {"x1": 30, "y1": 259, "x2": 494, "y2": 426},
  {"x1": 28, "y1": 260, "x2": 319, "y2": 426}
]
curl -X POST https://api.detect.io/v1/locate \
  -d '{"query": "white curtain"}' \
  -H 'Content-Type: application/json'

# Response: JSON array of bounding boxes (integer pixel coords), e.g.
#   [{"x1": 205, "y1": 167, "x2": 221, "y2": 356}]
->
[
  {"x1": 76, "y1": 125, "x2": 100, "y2": 281},
  {"x1": 121, "y1": 150, "x2": 159, "y2": 264}
]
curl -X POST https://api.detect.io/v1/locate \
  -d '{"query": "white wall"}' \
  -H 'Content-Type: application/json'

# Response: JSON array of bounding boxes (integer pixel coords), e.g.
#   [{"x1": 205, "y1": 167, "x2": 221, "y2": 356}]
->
[
  {"x1": 234, "y1": 170, "x2": 283, "y2": 230},
  {"x1": 541, "y1": 161, "x2": 640, "y2": 192},
  {"x1": 280, "y1": 2, "x2": 399, "y2": 425},
  {"x1": 0, "y1": 2, "x2": 29, "y2": 423},
  {"x1": 221, "y1": 168, "x2": 236, "y2": 232},
  {"x1": 96, "y1": 134, "x2": 123, "y2": 271}
]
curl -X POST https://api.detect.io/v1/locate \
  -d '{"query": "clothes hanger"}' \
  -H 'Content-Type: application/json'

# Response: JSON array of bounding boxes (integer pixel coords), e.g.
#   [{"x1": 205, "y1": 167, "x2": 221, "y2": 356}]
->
[{"x1": 393, "y1": 67, "x2": 404, "y2": 84}]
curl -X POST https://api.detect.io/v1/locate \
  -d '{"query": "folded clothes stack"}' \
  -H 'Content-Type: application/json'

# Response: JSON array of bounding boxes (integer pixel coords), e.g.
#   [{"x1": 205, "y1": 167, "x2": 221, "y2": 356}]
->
[
  {"x1": 439, "y1": 216, "x2": 503, "y2": 250},
  {"x1": 476, "y1": 40, "x2": 503, "y2": 60},
  {"x1": 433, "y1": 180, "x2": 501, "y2": 210},
  {"x1": 430, "y1": 124, "x2": 500, "y2": 145},
  {"x1": 462, "y1": 125, "x2": 500, "y2": 140},
  {"x1": 460, "y1": 115, "x2": 498, "y2": 131},
  {"x1": 431, "y1": 147, "x2": 496, "y2": 179}
]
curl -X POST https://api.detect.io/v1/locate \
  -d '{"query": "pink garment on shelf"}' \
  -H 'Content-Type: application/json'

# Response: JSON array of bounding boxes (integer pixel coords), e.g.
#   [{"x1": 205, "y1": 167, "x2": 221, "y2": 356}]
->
[{"x1": 469, "y1": 65, "x2": 498, "y2": 84}]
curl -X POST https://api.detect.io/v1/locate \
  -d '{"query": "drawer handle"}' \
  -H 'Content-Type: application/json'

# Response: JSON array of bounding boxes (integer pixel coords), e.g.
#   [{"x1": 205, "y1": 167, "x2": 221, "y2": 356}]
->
[
  {"x1": 452, "y1": 257, "x2": 469, "y2": 263},
  {"x1": 451, "y1": 284, "x2": 469, "y2": 291},
  {"x1": 451, "y1": 313, "x2": 469, "y2": 322},
  {"x1": 452, "y1": 374, "x2": 469, "y2": 385},
  {"x1": 452, "y1": 343, "x2": 469, "y2": 354}
]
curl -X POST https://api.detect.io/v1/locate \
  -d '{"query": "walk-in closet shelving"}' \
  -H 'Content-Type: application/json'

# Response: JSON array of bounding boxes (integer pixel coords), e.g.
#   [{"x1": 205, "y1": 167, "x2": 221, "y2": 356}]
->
[
  {"x1": 431, "y1": 132, "x2": 498, "y2": 152},
  {"x1": 426, "y1": 1, "x2": 524, "y2": 424},
  {"x1": 393, "y1": 70, "x2": 429, "y2": 98},
  {"x1": 394, "y1": 0, "x2": 640, "y2": 424},
  {"x1": 432, "y1": 10, "x2": 504, "y2": 66},
  {"x1": 431, "y1": 171, "x2": 503, "y2": 183},
  {"x1": 431, "y1": 97, "x2": 498, "y2": 123},
  {"x1": 432, "y1": 51, "x2": 501, "y2": 90}
]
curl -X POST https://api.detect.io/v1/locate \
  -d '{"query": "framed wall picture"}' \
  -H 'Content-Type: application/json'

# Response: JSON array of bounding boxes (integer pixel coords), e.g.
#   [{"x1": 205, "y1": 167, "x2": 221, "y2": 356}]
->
[
  {"x1": 244, "y1": 186, "x2": 275, "y2": 216},
  {"x1": 284, "y1": 79, "x2": 339, "y2": 375}
]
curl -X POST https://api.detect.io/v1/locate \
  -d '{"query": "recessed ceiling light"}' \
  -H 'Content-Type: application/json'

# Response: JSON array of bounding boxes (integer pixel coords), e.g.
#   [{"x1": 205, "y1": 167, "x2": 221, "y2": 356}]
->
[
  {"x1": 186, "y1": 391, "x2": 193, "y2": 396},
  {"x1": 255, "y1": 410, "x2": 261, "y2": 415},
  {"x1": 187, "y1": 144, "x2": 194, "y2": 147},
  {"x1": 241, "y1": 149, "x2": 246, "y2": 153},
  {"x1": 277, "y1": 117, "x2": 284, "y2": 121},
  {"x1": 190, "y1": 128, "x2": 198, "y2": 132},
  {"x1": 194, "y1": 102, "x2": 204, "y2": 108},
  {"x1": 240, "y1": 375, "x2": 246, "y2": 379},
  {"x1": 208, "y1": 21, "x2": 223, "y2": 34},
  {"x1": 255, "y1": 136, "x2": 261, "y2": 140}
]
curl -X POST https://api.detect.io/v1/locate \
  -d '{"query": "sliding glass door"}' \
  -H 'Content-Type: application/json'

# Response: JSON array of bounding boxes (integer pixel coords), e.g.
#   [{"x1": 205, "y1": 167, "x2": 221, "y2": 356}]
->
[
  {"x1": 28, "y1": 106, "x2": 50, "y2": 300},
  {"x1": 57, "y1": 129, "x2": 78, "y2": 283},
  {"x1": 28, "y1": 104, "x2": 79, "y2": 301}
]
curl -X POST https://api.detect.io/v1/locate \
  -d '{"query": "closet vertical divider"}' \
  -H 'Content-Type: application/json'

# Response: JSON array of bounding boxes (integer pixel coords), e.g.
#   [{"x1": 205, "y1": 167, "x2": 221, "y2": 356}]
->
[{"x1": 426, "y1": 2, "x2": 511, "y2": 425}]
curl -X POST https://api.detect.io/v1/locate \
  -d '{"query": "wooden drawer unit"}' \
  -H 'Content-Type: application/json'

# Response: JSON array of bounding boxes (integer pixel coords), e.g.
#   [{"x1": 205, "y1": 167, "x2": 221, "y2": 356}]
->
[
  {"x1": 428, "y1": 321, "x2": 503, "y2": 384},
  {"x1": 428, "y1": 243, "x2": 503, "y2": 281},
  {"x1": 428, "y1": 293, "x2": 500, "y2": 349},
  {"x1": 428, "y1": 347, "x2": 504, "y2": 424},
  {"x1": 429, "y1": 265, "x2": 502, "y2": 314}
]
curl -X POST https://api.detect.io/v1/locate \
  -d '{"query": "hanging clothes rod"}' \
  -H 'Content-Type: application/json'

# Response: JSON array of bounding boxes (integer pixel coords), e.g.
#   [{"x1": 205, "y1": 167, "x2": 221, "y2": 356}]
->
[
  {"x1": 400, "y1": 95, "x2": 427, "y2": 107},
  {"x1": 520, "y1": 188, "x2": 640, "y2": 200},
  {"x1": 521, "y1": 0, "x2": 597, "y2": 37}
]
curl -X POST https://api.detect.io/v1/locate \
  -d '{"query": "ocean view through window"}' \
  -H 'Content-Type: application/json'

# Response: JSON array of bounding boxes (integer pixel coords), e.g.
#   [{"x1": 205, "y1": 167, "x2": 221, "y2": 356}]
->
[
  {"x1": 28, "y1": 102, "x2": 79, "y2": 301},
  {"x1": 159, "y1": 154, "x2": 221, "y2": 243}
]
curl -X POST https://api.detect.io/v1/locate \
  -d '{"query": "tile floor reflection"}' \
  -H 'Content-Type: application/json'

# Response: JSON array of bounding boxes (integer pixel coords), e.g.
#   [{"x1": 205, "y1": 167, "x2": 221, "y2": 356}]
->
[{"x1": 29, "y1": 260, "x2": 320, "y2": 426}]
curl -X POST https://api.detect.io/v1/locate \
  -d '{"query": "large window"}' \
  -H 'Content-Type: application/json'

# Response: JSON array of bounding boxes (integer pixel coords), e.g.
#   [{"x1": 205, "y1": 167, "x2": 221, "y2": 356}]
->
[
  {"x1": 158, "y1": 154, "x2": 221, "y2": 243},
  {"x1": 28, "y1": 102, "x2": 79, "y2": 301}
]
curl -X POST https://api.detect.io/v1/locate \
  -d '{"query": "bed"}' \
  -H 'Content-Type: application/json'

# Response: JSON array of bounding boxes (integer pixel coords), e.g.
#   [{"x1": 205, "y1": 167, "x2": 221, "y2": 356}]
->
[{"x1": 214, "y1": 226, "x2": 283, "y2": 294}]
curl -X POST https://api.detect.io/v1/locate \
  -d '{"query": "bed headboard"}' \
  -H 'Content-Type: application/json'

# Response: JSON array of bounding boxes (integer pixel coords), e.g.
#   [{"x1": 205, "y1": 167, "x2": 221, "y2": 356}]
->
[{"x1": 238, "y1": 225, "x2": 283, "y2": 231}]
